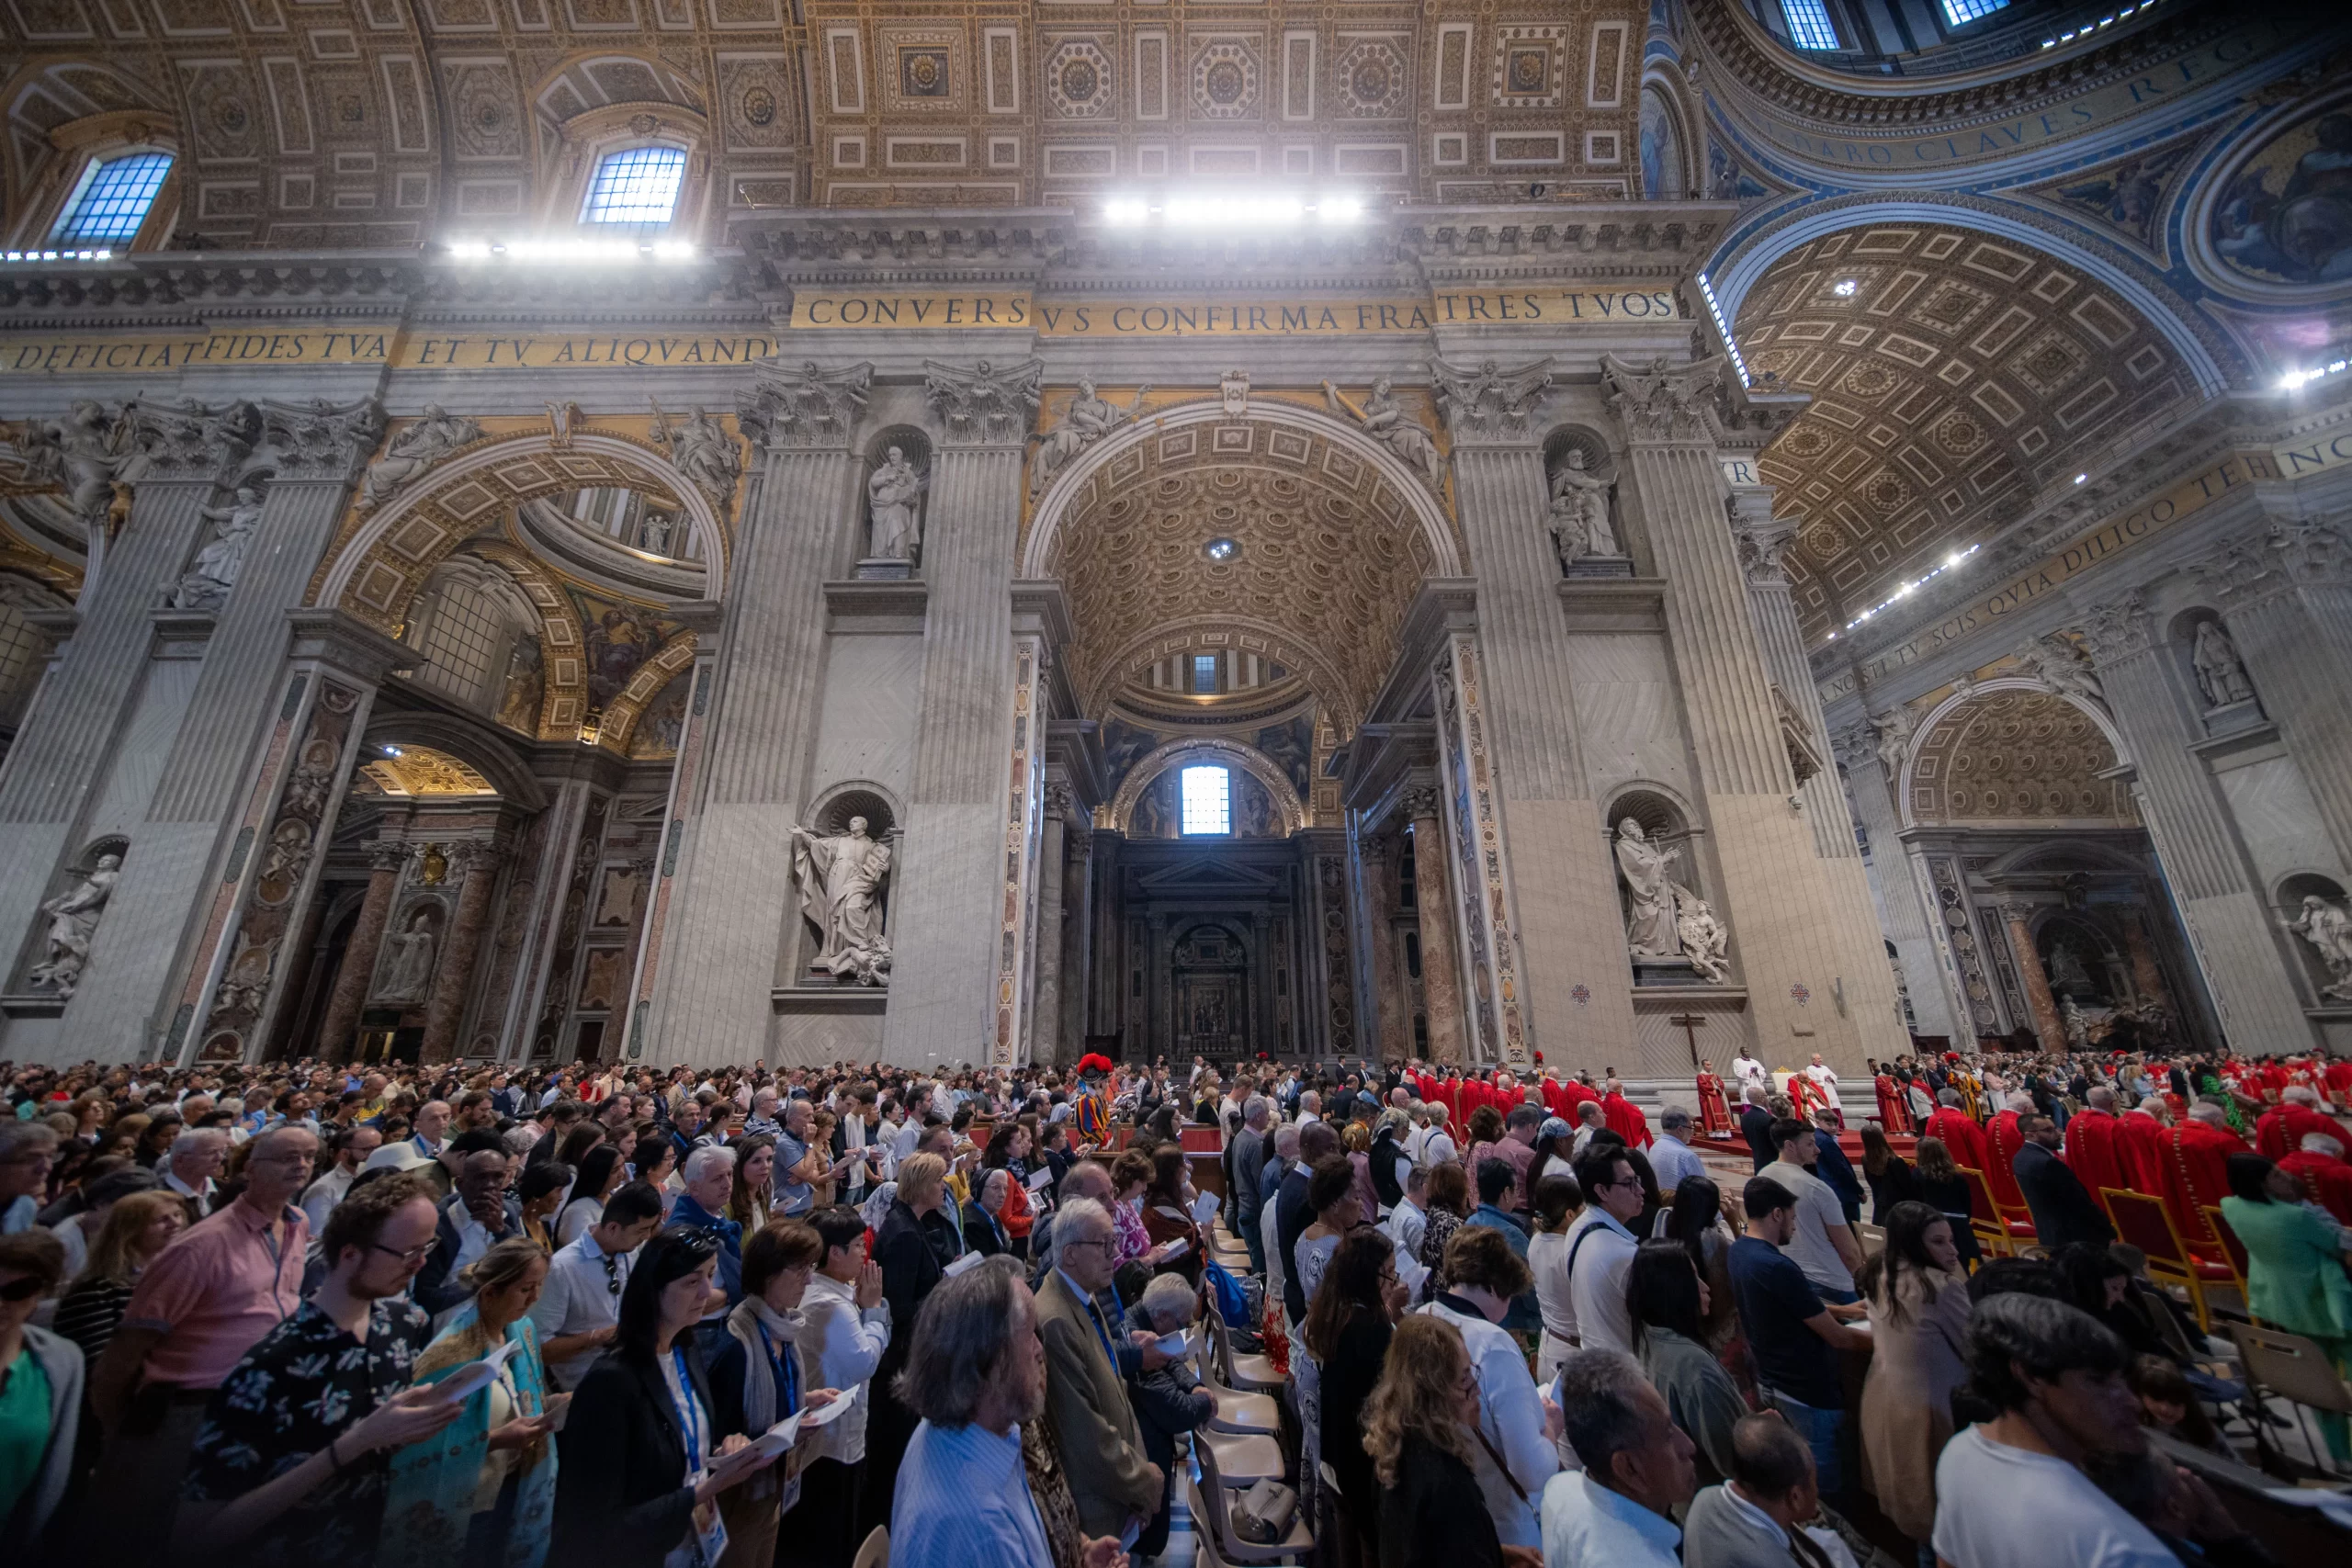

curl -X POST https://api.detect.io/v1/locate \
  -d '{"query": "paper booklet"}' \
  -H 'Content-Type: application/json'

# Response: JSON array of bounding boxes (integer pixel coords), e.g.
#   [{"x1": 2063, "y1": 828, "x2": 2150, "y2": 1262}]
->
[{"x1": 435, "y1": 1337, "x2": 523, "y2": 1404}]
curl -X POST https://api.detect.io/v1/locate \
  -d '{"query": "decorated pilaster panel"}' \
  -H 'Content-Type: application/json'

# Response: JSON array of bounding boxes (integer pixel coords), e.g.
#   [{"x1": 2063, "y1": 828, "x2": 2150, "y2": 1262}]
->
[
  {"x1": 1829, "y1": 720, "x2": 1970, "y2": 1045},
  {"x1": 650, "y1": 361, "x2": 869, "y2": 1064},
  {"x1": 1029, "y1": 780, "x2": 1071, "y2": 1066},
  {"x1": 2194, "y1": 520, "x2": 2352, "y2": 869},
  {"x1": 628, "y1": 647, "x2": 719, "y2": 1061},
  {"x1": 165, "y1": 610, "x2": 411, "y2": 1063},
  {"x1": 316, "y1": 837, "x2": 410, "y2": 1057},
  {"x1": 887, "y1": 358, "x2": 1042, "y2": 1067},
  {"x1": 989, "y1": 629, "x2": 1047, "y2": 1068},
  {"x1": 1402, "y1": 788, "x2": 1466, "y2": 1066},
  {"x1": 2075, "y1": 592, "x2": 2312, "y2": 1050},
  {"x1": 1303, "y1": 828, "x2": 1359, "y2": 1059},
  {"x1": 1431, "y1": 636, "x2": 1531, "y2": 1068}
]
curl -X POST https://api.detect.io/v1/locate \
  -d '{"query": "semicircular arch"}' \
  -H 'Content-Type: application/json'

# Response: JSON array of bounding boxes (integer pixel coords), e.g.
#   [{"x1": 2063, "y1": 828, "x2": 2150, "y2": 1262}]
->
[
  {"x1": 599, "y1": 628, "x2": 696, "y2": 755},
  {"x1": 1898, "y1": 678, "x2": 2132, "y2": 830},
  {"x1": 357, "y1": 713, "x2": 548, "y2": 810},
  {"x1": 310, "y1": 427, "x2": 725, "y2": 632},
  {"x1": 1107, "y1": 736, "x2": 1308, "y2": 837}
]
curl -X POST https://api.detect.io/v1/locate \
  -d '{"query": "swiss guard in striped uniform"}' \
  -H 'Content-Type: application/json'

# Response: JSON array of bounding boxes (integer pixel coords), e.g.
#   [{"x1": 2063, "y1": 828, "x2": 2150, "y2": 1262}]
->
[{"x1": 1072, "y1": 1052, "x2": 1115, "y2": 1146}]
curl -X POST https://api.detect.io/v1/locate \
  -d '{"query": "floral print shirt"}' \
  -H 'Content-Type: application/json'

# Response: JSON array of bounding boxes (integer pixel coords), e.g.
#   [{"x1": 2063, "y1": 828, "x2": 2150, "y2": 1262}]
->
[{"x1": 183, "y1": 1296, "x2": 433, "y2": 1568}]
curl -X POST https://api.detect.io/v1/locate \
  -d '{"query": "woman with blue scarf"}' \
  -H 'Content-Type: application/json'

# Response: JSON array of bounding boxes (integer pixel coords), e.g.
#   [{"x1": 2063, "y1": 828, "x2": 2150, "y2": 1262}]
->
[{"x1": 382, "y1": 1237, "x2": 563, "y2": 1568}]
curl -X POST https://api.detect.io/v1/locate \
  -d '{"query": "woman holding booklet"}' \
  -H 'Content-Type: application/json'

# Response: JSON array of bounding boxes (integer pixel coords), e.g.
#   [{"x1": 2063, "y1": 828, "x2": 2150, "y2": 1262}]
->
[{"x1": 706, "y1": 1219, "x2": 844, "y2": 1568}]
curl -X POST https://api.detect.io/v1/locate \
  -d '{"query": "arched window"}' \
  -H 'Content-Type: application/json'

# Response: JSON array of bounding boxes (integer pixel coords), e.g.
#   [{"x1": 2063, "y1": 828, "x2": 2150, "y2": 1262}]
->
[
  {"x1": 1181, "y1": 765, "x2": 1231, "y2": 835},
  {"x1": 53, "y1": 152, "x2": 174, "y2": 244},
  {"x1": 582, "y1": 146, "x2": 688, "y2": 226}
]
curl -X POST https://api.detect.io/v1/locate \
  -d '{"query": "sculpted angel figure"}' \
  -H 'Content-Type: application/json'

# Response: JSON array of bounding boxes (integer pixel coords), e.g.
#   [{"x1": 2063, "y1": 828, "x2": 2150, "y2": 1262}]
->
[
  {"x1": 1616, "y1": 818, "x2": 1683, "y2": 962},
  {"x1": 15, "y1": 400, "x2": 137, "y2": 530},
  {"x1": 2285, "y1": 894, "x2": 2352, "y2": 1000},
  {"x1": 655, "y1": 403, "x2": 741, "y2": 501},
  {"x1": 358, "y1": 404, "x2": 481, "y2": 510},
  {"x1": 29, "y1": 853, "x2": 119, "y2": 998},
  {"x1": 2017, "y1": 632, "x2": 2105, "y2": 709},
  {"x1": 1030, "y1": 379, "x2": 1150, "y2": 501},
  {"x1": 1323, "y1": 378, "x2": 1443, "y2": 489},
  {"x1": 1548, "y1": 447, "x2": 1621, "y2": 566},
  {"x1": 1672, "y1": 885, "x2": 1730, "y2": 983},
  {"x1": 867, "y1": 446, "x2": 929, "y2": 560},
  {"x1": 168, "y1": 483, "x2": 265, "y2": 610}
]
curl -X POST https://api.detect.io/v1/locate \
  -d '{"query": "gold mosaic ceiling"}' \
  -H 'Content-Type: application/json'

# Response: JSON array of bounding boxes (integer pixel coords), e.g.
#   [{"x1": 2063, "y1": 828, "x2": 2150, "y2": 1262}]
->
[
  {"x1": 1043, "y1": 403, "x2": 1442, "y2": 737},
  {"x1": 1736, "y1": 223, "x2": 2190, "y2": 640}
]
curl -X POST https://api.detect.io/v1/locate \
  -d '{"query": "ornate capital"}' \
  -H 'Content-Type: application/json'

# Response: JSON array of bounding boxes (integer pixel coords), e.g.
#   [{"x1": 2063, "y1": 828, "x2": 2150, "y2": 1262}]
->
[
  {"x1": 1043, "y1": 780, "x2": 1075, "y2": 821},
  {"x1": 924, "y1": 358, "x2": 1043, "y2": 446},
  {"x1": 2275, "y1": 518, "x2": 2352, "y2": 590},
  {"x1": 2075, "y1": 591, "x2": 2155, "y2": 665},
  {"x1": 367, "y1": 838, "x2": 412, "y2": 874},
  {"x1": 738, "y1": 360, "x2": 872, "y2": 452},
  {"x1": 1601, "y1": 354, "x2": 1723, "y2": 444},
  {"x1": 1401, "y1": 785, "x2": 1443, "y2": 822},
  {"x1": 261, "y1": 397, "x2": 385, "y2": 481},
  {"x1": 1997, "y1": 900, "x2": 2037, "y2": 927},
  {"x1": 1733, "y1": 510, "x2": 1797, "y2": 586},
  {"x1": 132, "y1": 398, "x2": 259, "y2": 479},
  {"x1": 451, "y1": 840, "x2": 507, "y2": 880},
  {"x1": 1828, "y1": 721, "x2": 1878, "y2": 770},
  {"x1": 2200, "y1": 519, "x2": 2352, "y2": 608},
  {"x1": 1428, "y1": 355, "x2": 1554, "y2": 444}
]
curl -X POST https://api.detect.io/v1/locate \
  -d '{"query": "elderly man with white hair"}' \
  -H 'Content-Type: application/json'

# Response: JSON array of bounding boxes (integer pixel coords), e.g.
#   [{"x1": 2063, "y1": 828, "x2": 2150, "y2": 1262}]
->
[
  {"x1": 2281, "y1": 1131, "x2": 2352, "y2": 1226},
  {"x1": 162, "y1": 1127, "x2": 229, "y2": 1220},
  {"x1": 668, "y1": 1143, "x2": 745, "y2": 1332},
  {"x1": 1647, "y1": 1105, "x2": 1708, "y2": 1194}
]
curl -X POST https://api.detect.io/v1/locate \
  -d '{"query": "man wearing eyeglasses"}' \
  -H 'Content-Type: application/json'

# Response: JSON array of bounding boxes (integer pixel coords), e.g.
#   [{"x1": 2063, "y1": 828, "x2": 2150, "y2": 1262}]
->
[
  {"x1": 87, "y1": 1125, "x2": 318, "y2": 1556},
  {"x1": 530, "y1": 1179, "x2": 666, "y2": 1391},
  {"x1": 1559, "y1": 1145, "x2": 1648, "y2": 1358}
]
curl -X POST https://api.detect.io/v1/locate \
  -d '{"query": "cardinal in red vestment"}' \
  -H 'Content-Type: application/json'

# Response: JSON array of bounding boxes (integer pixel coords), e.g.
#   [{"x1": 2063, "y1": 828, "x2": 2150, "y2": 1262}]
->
[
  {"x1": 2161, "y1": 1111, "x2": 2248, "y2": 1252},
  {"x1": 1872, "y1": 1070, "x2": 1913, "y2": 1134},
  {"x1": 1922, "y1": 1104, "x2": 1991, "y2": 1177},
  {"x1": 2279, "y1": 1143, "x2": 2352, "y2": 1226},
  {"x1": 2254, "y1": 1099, "x2": 2341, "y2": 1160},
  {"x1": 1695, "y1": 1066, "x2": 1732, "y2": 1137},
  {"x1": 1984, "y1": 1104, "x2": 2030, "y2": 1213},
  {"x1": 2062, "y1": 1101, "x2": 2128, "y2": 1206},
  {"x1": 2324, "y1": 1058, "x2": 2352, "y2": 1109},
  {"x1": 1602, "y1": 1080, "x2": 1653, "y2": 1149},
  {"x1": 2114, "y1": 1107, "x2": 2171, "y2": 1197}
]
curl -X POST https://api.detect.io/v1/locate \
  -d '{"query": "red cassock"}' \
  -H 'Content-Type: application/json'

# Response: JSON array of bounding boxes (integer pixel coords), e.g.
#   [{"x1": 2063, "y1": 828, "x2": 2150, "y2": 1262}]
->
[
  {"x1": 1695, "y1": 1074, "x2": 1732, "y2": 1137},
  {"x1": 1603, "y1": 1092, "x2": 1653, "y2": 1149},
  {"x1": 2325, "y1": 1060, "x2": 2352, "y2": 1107},
  {"x1": 1542, "y1": 1077, "x2": 1572, "y2": 1121},
  {"x1": 2062, "y1": 1109, "x2": 2127, "y2": 1207},
  {"x1": 1873, "y1": 1075, "x2": 1912, "y2": 1134},
  {"x1": 2113, "y1": 1113, "x2": 2170, "y2": 1198},
  {"x1": 2254, "y1": 1103, "x2": 2342, "y2": 1160},
  {"x1": 1786, "y1": 1074, "x2": 1822, "y2": 1119},
  {"x1": 2161, "y1": 1121, "x2": 2247, "y2": 1252},
  {"x1": 2279, "y1": 1150, "x2": 2352, "y2": 1226},
  {"x1": 1922, "y1": 1108, "x2": 1991, "y2": 1177},
  {"x1": 1984, "y1": 1111, "x2": 2029, "y2": 1213}
]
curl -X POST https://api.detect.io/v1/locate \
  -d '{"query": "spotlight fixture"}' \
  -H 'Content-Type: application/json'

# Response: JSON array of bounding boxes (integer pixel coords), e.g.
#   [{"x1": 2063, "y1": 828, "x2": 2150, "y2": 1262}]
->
[
  {"x1": 2280, "y1": 360, "x2": 2349, "y2": 391},
  {"x1": 443, "y1": 238, "x2": 699, "y2": 264},
  {"x1": 1204, "y1": 537, "x2": 1239, "y2": 561},
  {"x1": 1836, "y1": 543, "x2": 1981, "y2": 636},
  {"x1": 1101, "y1": 193, "x2": 1363, "y2": 228},
  {"x1": 1832, "y1": 279, "x2": 1860, "y2": 297},
  {"x1": 3, "y1": 249, "x2": 110, "y2": 263}
]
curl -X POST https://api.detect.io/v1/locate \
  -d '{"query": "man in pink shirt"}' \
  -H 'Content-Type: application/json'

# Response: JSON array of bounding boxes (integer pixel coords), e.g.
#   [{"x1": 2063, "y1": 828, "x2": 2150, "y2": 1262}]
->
[{"x1": 90, "y1": 1124, "x2": 319, "y2": 1552}]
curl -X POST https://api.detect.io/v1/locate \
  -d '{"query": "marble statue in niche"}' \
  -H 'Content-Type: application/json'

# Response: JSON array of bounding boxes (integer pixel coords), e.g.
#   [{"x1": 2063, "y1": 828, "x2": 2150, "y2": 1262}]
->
[
  {"x1": 1029, "y1": 379, "x2": 1149, "y2": 502},
  {"x1": 792, "y1": 816, "x2": 893, "y2": 985},
  {"x1": 866, "y1": 446, "x2": 928, "y2": 562},
  {"x1": 376, "y1": 910, "x2": 439, "y2": 1001},
  {"x1": 2285, "y1": 894, "x2": 2352, "y2": 1000},
  {"x1": 359, "y1": 405, "x2": 481, "y2": 510},
  {"x1": 28, "y1": 852, "x2": 120, "y2": 998},
  {"x1": 496, "y1": 639, "x2": 544, "y2": 734},
  {"x1": 1548, "y1": 447, "x2": 1623, "y2": 570},
  {"x1": 167, "y1": 482, "x2": 264, "y2": 610},
  {"x1": 2191, "y1": 621, "x2": 2256, "y2": 709},
  {"x1": 1616, "y1": 819, "x2": 1683, "y2": 963},
  {"x1": 1672, "y1": 886, "x2": 1730, "y2": 983},
  {"x1": 1323, "y1": 378, "x2": 1443, "y2": 489}
]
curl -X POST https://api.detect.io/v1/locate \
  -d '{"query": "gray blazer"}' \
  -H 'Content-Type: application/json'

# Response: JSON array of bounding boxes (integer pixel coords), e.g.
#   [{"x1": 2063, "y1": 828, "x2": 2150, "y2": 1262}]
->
[{"x1": 4, "y1": 1325, "x2": 84, "y2": 1542}]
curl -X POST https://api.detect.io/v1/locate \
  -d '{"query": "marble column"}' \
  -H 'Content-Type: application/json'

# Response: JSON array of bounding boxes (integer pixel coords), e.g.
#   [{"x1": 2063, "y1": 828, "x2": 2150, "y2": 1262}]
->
[
  {"x1": 2123, "y1": 909, "x2": 2174, "y2": 1015},
  {"x1": 1730, "y1": 498, "x2": 1908, "y2": 1058},
  {"x1": 2000, "y1": 901, "x2": 2067, "y2": 1053},
  {"x1": 884, "y1": 359, "x2": 1043, "y2": 1066},
  {"x1": 2194, "y1": 520, "x2": 2352, "y2": 867},
  {"x1": 74, "y1": 399, "x2": 383, "y2": 1055},
  {"x1": 421, "y1": 841, "x2": 504, "y2": 1061},
  {"x1": 1405, "y1": 788, "x2": 1466, "y2": 1066},
  {"x1": 650, "y1": 362, "x2": 871, "y2": 1063},
  {"x1": 1432, "y1": 362, "x2": 1612, "y2": 1054},
  {"x1": 1251, "y1": 908, "x2": 1275, "y2": 1059},
  {"x1": 1031, "y1": 783, "x2": 1070, "y2": 1066},
  {"x1": 1057, "y1": 823, "x2": 1091, "y2": 1066},
  {"x1": 1363, "y1": 831, "x2": 1410, "y2": 1055},
  {"x1": 2073, "y1": 592, "x2": 2312, "y2": 1048},
  {"x1": 317, "y1": 838, "x2": 409, "y2": 1056},
  {"x1": 1604, "y1": 355, "x2": 1884, "y2": 1070},
  {"x1": 0, "y1": 400, "x2": 255, "y2": 1055},
  {"x1": 1829, "y1": 722, "x2": 1971, "y2": 1044}
]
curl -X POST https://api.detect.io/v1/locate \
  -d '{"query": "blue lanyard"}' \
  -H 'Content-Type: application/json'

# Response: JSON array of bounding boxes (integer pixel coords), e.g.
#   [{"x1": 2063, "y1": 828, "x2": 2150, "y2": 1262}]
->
[
  {"x1": 1064, "y1": 1271, "x2": 1122, "y2": 1367},
  {"x1": 667, "y1": 1346, "x2": 703, "y2": 1476},
  {"x1": 755, "y1": 1322, "x2": 798, "y2": 1417}
]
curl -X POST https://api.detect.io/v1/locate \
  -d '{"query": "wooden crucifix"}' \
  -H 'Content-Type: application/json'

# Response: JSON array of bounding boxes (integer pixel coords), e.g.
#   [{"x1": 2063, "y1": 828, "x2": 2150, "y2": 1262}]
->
[{"x1": 1668, "y1": 1013, "x2": 1707, "y2": 1070}]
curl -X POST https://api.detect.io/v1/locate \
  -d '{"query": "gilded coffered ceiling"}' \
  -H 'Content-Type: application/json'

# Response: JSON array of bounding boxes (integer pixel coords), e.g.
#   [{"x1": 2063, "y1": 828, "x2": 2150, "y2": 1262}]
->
[
  {"x1": 1736, "y1": 223, "x2": 2190, "y2": 641},
  {"x1": 1043, "y1": 401, "x2": 1440, "y2": 738},
  {"x1": 2, "y1": 0, "x2": 1648, "y2": 248},
  {"x1": 1907, "y1": 688, "x2": 2137, "y2": 829}
]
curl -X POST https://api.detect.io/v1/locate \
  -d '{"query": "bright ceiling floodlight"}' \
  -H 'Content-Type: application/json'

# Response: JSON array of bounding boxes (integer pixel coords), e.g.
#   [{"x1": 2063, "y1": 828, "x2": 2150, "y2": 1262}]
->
[
  {"x1": 1318, "y1": 196, "x2": 1363, "y2": 224},
  {"x1": 1833, "y1": 279, "x2": 1860, "y2": 297},
  {"x1": 2074, "y1": 473, "x2": 2088, "y2": 484}
]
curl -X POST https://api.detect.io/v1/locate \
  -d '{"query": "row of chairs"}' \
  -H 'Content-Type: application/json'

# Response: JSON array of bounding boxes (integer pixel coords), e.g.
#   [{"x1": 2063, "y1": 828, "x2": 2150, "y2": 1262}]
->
[{"x1": 1190, "y1": 1213, "x2": 1315, "y2": 1565}]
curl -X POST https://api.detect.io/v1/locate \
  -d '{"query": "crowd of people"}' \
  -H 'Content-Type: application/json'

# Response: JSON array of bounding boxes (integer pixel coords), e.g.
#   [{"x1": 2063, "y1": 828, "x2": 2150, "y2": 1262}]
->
[{"x1": 0, "y1": 1039, "x2": 2345, "y2": 1568}]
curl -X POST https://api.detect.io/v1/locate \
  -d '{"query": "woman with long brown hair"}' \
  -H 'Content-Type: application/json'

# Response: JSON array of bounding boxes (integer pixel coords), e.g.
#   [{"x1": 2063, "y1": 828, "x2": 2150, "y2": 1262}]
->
[
  {"x1": 1909, "y1": 1134, "x2": 1981, "y2": 1268},
  {"x1": 1416, "y1": 1160, "x2": 1472, "y2": 1296},
  {"x1": 1364, "y1": 1314, "x2": 1510, "y2": 1568},
  {"x1": 1305, "y1": 1227, "x2": 1408, "y2": 1568},
  {"x1": 51, "y1": 1188, "x2": 186, "y2": 1366}
]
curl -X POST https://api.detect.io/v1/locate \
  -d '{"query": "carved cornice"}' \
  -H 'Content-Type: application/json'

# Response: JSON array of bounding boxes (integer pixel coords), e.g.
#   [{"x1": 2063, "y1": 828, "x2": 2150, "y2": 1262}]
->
[
  {"x1": 2191, "y1": 519, "x2": 2352, "y2": 609},
  {"x1": 261, "y1": 398, "x2": 385, "y2": 481},
  {"x1": 2075, "y1": 591, "x2": 2155, "y2": 665},
  {"x1": 1602, "y1": 355, "x2": 1723, "y2": 445},
  {"x1": 737, "y1": 360, "x2": 872, "y2": 453},
  {"x1": 1428, "y1": 356, "x2": 1554, "y2": 446},
  {"x1": 924, "y1": 358, "x2": 1043, "y2": 448},
  {"x1": 132, "y1": 398, "x2": 258, "y2": 479}
]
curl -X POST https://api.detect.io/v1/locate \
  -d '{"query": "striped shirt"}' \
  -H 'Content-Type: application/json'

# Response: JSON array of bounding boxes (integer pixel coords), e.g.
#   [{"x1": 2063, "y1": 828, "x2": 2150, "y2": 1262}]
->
[{"x1": 888, "y1": 1418, "x2": 1052, "y2": 1568}]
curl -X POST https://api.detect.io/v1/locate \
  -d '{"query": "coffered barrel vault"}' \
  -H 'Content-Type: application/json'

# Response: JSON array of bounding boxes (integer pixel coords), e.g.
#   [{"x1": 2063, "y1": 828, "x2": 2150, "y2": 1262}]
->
[{"x1": 0, "y1": 0, "x2": 2344, "y2": 1076}]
